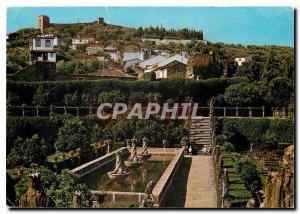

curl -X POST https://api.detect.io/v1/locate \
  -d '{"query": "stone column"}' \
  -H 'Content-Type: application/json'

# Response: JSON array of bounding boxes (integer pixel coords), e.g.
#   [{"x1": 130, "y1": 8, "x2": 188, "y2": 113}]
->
[
  {"x1": 235, "y1": 106, "x2": 239, "y2": 117},
  {"x1": 22, "y1": 104, "x2": 26, "y2": 117},
  {"x1": 249, "y1": 107, "x2": 252, "y2": 117},
  {"x1": 36, "y1": 105, "x2": 39, "y2": 117},
  {"x1": 282, "y1": 107, "x2": 286, "y2": 118},
  {"x1": 76, "y1": 107, "x2": 79, "y2": 117}
]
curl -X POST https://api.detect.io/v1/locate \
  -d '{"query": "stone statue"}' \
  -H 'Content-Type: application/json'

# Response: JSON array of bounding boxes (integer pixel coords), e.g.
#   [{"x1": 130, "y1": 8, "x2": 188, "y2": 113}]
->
[
  {"x1": 129, "y1": 139, "x2": 138, "y2": 162},
  {"x1": 162, "y1": 139, "x2": 167, "y2": 148},
  {"x1": 141, "y1": 137, "x2": 149, "y2": 155},
  {"x1": 111, "y1": 150, "x2": 125, "y2": 174},
  {"x1": 125, "y1": 139, "x2": 131, "y2": 148},
  {"x1": 222, "y1": 168, "x2": 229, "y2": 198},
  {"x1": 246, "y1": 198, "x2": 257, "y2": 208},
  {"x1": 221, "y1": 168, "x2": 230, "y2": 208},
  {"x1": 107, "y1": 150, "x2": 129, "y2": 181},
  {"x1": 141, "y1": 180, "x2": 155, "y2": 207},
  {"x1": 180, "y1": 136, "x2": 188, "y2": 146},
  {"x1": 257, "y1": 190, "x2": 267, "y2": 208},
  {"x1": 72, "y1": 191, "x2": 82, "y2": 208},
  {"x1": 19, "y1": 173, "x2": 54, "y2": 208},
  {"x1": 217, "y1": 155, "x2": 223, "y2": 178}
]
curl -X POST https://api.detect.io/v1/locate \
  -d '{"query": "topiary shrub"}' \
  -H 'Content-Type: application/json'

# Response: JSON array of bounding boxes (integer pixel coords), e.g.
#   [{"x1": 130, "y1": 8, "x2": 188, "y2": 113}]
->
[
  {"x1": 223, "y1": 142, "x2": 236, "y2": 153},
  {"x1": 216, "y1": 134, "x2": 226, "y2": 145},
  {"x1": 234, "y1": 158, "x2": 262, "y2": 194}
]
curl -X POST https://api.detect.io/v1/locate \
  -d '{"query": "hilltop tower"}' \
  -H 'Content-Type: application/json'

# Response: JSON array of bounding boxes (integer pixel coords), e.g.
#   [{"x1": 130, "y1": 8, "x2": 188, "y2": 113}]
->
[
  {"x1": 96, "y1": 17, "x2": 105, "y2": 25},
  {"x1": 37, "y1": 15, "x2": 50, "y2": 33}
]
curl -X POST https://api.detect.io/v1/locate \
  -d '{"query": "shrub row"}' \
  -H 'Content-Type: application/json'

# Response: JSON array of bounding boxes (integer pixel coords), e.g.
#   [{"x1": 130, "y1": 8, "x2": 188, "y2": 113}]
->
[
  {"x1": 219, "y1": 146, "x2": 251, "y2": 207},
  {"x1": 215, "y1": 118, "x2": 294, "y2": 151},
  {"x1": 7, "y1": 115, "x2": 186, "y2": 167},
  {"x1": 7, "y1": 77, "x2": 247, "y2": 106}
]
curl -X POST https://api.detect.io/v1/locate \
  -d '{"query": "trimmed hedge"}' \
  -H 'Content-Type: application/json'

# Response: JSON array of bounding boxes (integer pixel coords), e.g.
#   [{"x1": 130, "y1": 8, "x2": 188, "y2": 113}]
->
[
  {"x1": 216, "y1": 118, "x2": 294, "y2": 151},
  {"x1": 7, "y1": 77, "x2": 247, "y2": 106}
]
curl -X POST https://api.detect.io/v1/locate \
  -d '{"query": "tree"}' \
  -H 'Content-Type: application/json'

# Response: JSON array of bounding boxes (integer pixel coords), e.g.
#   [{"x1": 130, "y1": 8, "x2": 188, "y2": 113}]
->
[
  {"x1": 7, "y1": 134, "x2": 47, "y2": 167},
  {"x1": 14, "y1": 166, "x2": 56, "y2": 200},
  {"x1": 33, "y1": 85, "x2": 50, "y2": 105},
  {"x1": 224, "y1": 82, "x2": 262, "y2": 106},
  {"x1": 235, "y1": 158, "x2": 262, "y2": 193},
  {"x1": 14, "y1": 167, "x2": 92, "y2": 208},
  {"x1": 47, "y1": 169, "x2": 92, "y2": 208},
  {"x1": 235, "y1": 61, "x2": 262, "y2": 81},
  {"x1": 55, "y1": 117, "x2": 91, "y2": 153},
  {"x1": 263, "y1": 77, "x2": 293, "y2": 107}
]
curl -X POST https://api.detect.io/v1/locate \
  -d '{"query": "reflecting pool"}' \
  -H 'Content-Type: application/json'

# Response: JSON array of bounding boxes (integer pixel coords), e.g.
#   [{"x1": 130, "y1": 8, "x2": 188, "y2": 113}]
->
[{"x1": 82, "y1": 160, "x2": 170, "y2": 192}]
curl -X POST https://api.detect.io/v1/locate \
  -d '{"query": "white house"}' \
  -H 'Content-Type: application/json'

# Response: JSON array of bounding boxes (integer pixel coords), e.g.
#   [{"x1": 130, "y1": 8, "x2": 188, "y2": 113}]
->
[
  {"x1": 31, "y1": 34, "x2": 58, "y2": 51},
  {"x1": 144, "y1": 54, "x2": 188, "y2": 79},
  {"x1": 123, "y1": 52, "x2": 145, "y2": 69},
  {"x1": 138, "y1": 55, "x2": 167, "y2": 69},
  {"x1": 104, "y1": 45, "x2": 121, "y2": 62},
  {"x1": 234, "y1": 55, "x2": 252, "y2": 66},
  {"x1": 72, "y1": 35, "x2": 95, "y2": 50},
  {"x1": 30, "y1": 35, "x2": 58, "y2": 63},
  {"x1": 86, "y1": 45, "x2": 103, "y2": 55}
]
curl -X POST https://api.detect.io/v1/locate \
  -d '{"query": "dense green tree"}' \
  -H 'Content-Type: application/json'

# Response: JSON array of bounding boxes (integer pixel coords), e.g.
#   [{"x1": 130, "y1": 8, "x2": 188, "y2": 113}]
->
[
  {"x1": 234, "y1": 158, "x2": 262, "y2": 194},
  {"x1": 14, "y1": 167, "x2": 92, "y2": 208},
  {"x1": 263, "y1": 77, "x2": 293, "y2": 107},
  {"x1": 47, "y1": 170, "x2": 92, "y2": 208},
  {"x1": 56, "y1": 58, "x2": 106, "y2": 75},
  {"x1": 7, "y1": 134, "x2": 47, "y2": 167},
  {"x1": 235, "y1": 61, "x2": 262, "y2": 81},
  {"x1": 55, "y1": 117, "x2": 91, "y2": 153},
  {"x1": 224, "y1": 82, "x2": 262, "y2": 106}
]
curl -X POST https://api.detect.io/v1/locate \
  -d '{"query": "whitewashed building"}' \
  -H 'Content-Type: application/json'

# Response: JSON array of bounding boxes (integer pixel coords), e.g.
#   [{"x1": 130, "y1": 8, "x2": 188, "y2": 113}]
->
[
  {"x1": 30, "y1": 35, "x2": 58, "y2": 63},
  {"x1": 234, "y1": 55, "x2": 252, "y2": 66},
  {"x1": 104, "y1": 45, "x2": 121, "y2": 62}
]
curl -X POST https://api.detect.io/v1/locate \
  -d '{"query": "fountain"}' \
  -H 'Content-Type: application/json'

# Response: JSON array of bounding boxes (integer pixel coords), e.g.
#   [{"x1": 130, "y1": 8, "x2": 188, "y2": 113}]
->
[
  {"x1": 124, "y1": 138, "x2": 143, "y2": 168},
  {"x1": 138, "y1": 137, "x2": 152, "y2": 161},
  {"x1": 107, "y1": 150, "x2": 130, "y2": 182}
]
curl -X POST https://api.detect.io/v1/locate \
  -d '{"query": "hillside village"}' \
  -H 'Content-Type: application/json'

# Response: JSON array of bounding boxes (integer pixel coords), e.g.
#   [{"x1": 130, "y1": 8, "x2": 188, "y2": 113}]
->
[
  {"x1": 6, "y1": 12, "x2": 295, "y2": 209},
  {"x1": 7, "y1": 15, "x2": 293, "y2": 82}
]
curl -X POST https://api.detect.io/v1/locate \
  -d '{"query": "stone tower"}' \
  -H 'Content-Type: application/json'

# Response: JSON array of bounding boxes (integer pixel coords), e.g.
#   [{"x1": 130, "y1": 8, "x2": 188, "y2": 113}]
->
[
  {"x1": 37, "y1": 15, "x2": 50, "y2": 33},
  {"x1": 96, "y1": 17, "x2": 105, "y2": 25}
]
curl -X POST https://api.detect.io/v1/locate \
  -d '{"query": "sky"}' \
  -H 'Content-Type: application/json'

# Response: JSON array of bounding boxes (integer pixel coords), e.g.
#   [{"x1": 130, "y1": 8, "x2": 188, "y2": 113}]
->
[{"x1": 7, "y1": 7, "x2": 294, "y2": 47}]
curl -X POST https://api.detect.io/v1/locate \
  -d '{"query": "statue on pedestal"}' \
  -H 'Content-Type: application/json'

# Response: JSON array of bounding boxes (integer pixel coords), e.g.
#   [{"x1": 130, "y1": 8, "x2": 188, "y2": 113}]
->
[
  {"x1": 19, "y1": 173, "x2": 54, "y2": 208},
  {"x1": 141, "y1": 137, "x2": 149, "y2": 155},
  {"x1": 141, "y1": 180, "x2": 155, "y2": 208},
  {"x1": 107, "y1": 150, "x2": 129, "y2": 181},
  {"x1": 72, "y1": 191, "x2": 82, "y2": 208}
]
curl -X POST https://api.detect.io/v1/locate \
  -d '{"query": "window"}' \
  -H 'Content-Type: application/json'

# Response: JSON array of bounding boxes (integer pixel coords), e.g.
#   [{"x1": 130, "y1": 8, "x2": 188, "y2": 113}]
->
[
  {"x1": 49, "y1": 53, "x2": 53, "y2": 58},
  {"x1": 36, "y1": 39, "x2": 41, "y2": 47},
  {"x1": 45, "y1": 39, "x2": 51, "y2": 47}
]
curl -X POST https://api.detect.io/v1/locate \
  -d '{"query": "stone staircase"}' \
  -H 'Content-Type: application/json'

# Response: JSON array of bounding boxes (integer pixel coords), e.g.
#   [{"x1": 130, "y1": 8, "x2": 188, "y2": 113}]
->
[{"x1": 189, "y1": 117, "x2": 211, "y2": 155}]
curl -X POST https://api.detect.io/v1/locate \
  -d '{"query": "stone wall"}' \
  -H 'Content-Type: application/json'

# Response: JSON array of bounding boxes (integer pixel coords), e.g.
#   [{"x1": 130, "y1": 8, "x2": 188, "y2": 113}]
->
[
  {"x1": 152, "y1": 148, "x2": 185, "y2": 207},
  {"x1": 70, "y1": 147, "x2": 130, "y2": 178}
]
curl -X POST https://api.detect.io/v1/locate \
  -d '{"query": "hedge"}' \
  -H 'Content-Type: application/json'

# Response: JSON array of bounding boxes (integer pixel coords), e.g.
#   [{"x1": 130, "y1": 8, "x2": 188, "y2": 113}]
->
[
  {"x1": 216, "y1": 118, "x2": 294, "y2": 151},
  {"x1": 7, "y1": 77, "x2": 247, "y2": 106}
]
